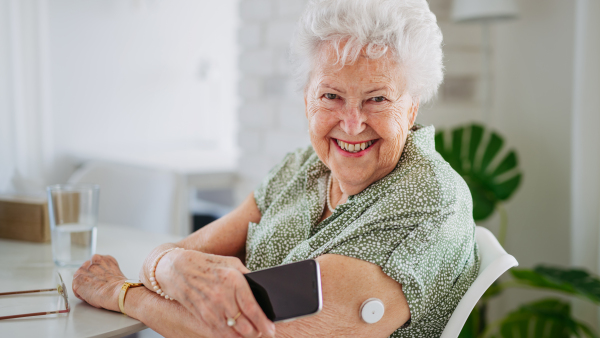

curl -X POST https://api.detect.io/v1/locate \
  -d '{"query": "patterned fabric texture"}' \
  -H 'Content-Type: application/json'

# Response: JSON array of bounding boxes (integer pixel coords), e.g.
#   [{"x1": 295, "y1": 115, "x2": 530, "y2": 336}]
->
[{"x1": 247, "y1": 124, "x2": 480, "y2": 337}]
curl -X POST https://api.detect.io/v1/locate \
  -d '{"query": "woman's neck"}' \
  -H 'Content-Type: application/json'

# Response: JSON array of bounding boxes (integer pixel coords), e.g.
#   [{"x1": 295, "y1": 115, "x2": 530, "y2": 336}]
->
[{"x1": 329, "y1": 175, "x2": 349, "y2": 209}]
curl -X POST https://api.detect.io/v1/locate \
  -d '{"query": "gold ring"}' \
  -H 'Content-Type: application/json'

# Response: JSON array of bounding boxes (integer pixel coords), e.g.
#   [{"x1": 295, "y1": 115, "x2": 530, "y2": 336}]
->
[{"x1": 226, "y1": 311, "x2": 242, "y2": 327}]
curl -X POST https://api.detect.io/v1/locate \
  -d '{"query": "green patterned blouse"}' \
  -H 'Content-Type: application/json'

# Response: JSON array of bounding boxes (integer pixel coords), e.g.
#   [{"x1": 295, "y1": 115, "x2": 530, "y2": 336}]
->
[{"x1": 247, "y1": 125, "x2": 480, "y2": 337}]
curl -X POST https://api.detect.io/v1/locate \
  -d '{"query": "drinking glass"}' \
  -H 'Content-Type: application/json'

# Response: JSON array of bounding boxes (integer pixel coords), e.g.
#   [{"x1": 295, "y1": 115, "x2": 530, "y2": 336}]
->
[{"x1": 47, "y1": 184, "x2": 99, "y2": 267}]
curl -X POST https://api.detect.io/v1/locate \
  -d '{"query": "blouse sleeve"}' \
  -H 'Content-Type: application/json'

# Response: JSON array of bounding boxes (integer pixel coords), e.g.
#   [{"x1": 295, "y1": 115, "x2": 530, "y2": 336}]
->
[
  {"x1": 254, "y1": 146, "x2": 315, "y2": 216},
  {"x1": 325, "y1": 163, "x2": 479, "y2": 331}
]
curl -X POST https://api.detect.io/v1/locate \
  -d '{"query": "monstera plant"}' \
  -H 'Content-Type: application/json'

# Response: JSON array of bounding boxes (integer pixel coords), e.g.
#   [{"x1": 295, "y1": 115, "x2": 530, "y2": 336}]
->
[
  {"x1": 435, "y1": 124, "x2": 520, "y2": 244},
  {"x1": 435, "y1": 124, "x2": 600, "y2": 338}
]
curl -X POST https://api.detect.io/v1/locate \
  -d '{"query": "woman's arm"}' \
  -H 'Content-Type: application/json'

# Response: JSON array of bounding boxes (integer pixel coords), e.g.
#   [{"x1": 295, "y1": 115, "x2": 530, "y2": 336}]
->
[
  {"x1": 127, "y1": 255, "x2": 410, "y2": 338},
  {"x1": 74, "y1": 252, "x2": 410, "y2": 338},
  {"x1": 72, "y1": 254, "x2": 262, "y2": 338},
  {"x1": 74, "y1": 192, "x2": 410, "y2": 337},
  {"x1": 133, "y1": 193, "x2": 273, "y2": 337},
  {"x1": 139, "y1": 193, "x2": 261, "y2": 285},
  {"x1": 123, "y1": 286, "x2": 222, "y2": 338},
  {"x1": 138, "y1": 193, "x2": 410, "y2": 337},
  {"x1": 276, "y1": 254, "x2": 410, "y2": 337},
  {"x1": 176, "y1": 192, "x2": 262, "y2": 256}
]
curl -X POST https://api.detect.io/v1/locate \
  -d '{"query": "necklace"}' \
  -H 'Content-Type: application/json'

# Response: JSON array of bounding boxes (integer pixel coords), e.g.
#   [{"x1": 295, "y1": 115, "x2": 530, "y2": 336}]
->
[{"x1": 326, "y1": 173, "x2": 335, "y2": 213}]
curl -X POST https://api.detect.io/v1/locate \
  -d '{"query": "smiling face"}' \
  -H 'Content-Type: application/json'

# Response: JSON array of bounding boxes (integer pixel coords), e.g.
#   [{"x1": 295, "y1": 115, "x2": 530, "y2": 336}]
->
[{"x1": 305, "y1": 44, "x2": 419, "y2": 195}]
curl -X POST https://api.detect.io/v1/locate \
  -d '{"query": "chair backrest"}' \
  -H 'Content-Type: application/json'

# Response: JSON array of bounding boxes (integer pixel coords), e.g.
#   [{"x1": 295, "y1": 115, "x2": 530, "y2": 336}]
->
[
  {"x1": 440, "y1": 226, "x2": 518, "y2": 338},
  {"x1": 68, "y1": 160, "x2": 179, "y2": 234}
]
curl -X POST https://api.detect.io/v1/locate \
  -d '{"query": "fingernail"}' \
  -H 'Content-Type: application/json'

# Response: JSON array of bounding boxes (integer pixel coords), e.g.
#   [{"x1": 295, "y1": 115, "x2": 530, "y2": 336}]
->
[{"x1": 267, "y1": 323, "x2": 276, "y2": 336}]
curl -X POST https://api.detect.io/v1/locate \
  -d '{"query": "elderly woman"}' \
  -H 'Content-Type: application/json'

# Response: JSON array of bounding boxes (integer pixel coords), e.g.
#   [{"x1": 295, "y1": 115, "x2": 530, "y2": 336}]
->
[{"x1": 72, "y1": 0, "x2": 479, "y2": 337}]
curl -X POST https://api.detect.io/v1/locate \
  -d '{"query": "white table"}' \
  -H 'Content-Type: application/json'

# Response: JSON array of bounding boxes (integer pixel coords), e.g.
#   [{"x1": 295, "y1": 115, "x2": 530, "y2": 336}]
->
[{"x1": 0, "y1": 225, "x2": 183, "y2": 338}]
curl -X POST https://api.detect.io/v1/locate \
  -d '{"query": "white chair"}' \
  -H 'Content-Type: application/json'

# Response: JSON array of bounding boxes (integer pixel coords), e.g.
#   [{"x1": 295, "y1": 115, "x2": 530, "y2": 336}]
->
[
  {"x1": 68, "y1": 160, "x2": 180, "y2": 235},
  {"x1": 441, "y1": 226, "x2": 518, "y2": 338}
]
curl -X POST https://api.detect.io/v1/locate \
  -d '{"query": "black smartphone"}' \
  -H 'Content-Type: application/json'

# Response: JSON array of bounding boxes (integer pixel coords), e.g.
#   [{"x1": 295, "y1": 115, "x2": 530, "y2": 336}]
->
[{"x1": 244, "y1": 259, "x2": 323, "y2": 323}]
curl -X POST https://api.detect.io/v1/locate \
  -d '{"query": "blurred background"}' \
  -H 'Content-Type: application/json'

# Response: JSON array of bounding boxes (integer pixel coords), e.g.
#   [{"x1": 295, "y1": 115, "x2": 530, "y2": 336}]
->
[{"x1": 1, "y1": 0, "x2": 599, "y2": 335}]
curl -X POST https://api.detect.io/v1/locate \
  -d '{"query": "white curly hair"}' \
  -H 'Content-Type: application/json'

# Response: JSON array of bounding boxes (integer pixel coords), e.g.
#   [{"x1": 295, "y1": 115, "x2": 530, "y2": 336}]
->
[{"x1": 291, "y1": 0, "x2": 444, "y2": 103}]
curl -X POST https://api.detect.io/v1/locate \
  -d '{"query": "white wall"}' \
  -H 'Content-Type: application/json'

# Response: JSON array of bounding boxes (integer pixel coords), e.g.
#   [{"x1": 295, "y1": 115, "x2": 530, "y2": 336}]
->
[
  {"x1": 0, "y1": 0, "x2": 239, "y2": 190},
  {"x1": 0, "y1": 0, "x2": 14, "y2": 190},
  {"x1": 0, "y1": 0, "x2": 50, "y2": 192},
  {"x1": 47, "y1": 0, "x2": 238, "y2": 182},
  {"x1": 235, "y1": 0, "x2": 311, "y2": 202},
  {"x1": 488, "y1": 0, "x2": 576, "y2": 321},
  {"x1": 571, "y1": 0, "x2": 600, "y2": 327}
]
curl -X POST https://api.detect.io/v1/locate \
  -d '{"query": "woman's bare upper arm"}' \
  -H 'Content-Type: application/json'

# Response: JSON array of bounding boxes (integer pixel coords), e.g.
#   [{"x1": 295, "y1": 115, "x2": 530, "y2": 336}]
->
[
  {"x1": 276, "y1": 254, "x2": 410, "y2": 338},
  {"x1": 176, "y1": 193, "x2": 261, "y2": 257}
]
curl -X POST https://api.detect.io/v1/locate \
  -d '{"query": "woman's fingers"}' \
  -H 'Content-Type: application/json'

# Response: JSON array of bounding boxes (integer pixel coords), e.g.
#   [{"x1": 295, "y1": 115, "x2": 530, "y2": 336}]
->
[
  {"x1": 195, "y1": 303, "x2": 242, "y2": 338},
  {"x1": 234, "y1": 276, "x2": 276, "y2": 338},
  {"x1": 91, "y1": 254, "x2": 103, "y2": 264},
  {"x1": 219, "y1": 273, "x2": 261, "y2": 338},
  {"x1": 231, "y1": 313, "x2": 261, "y2": 338},
  {"x1": 162, "y1": 251, "x2": 272, "y2": 337},
  {"x1": 226, "y1": 256, "x2": 251, "y2": 274},
  {"x1": 73, "y1": 288, "x2": 82, "y2": 300}
]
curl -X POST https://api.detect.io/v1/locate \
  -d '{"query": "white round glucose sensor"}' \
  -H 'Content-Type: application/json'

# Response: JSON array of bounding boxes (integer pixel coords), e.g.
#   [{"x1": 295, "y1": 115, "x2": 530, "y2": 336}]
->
[{"x1": 360, "y1": 298, "x2": 385, "y2": 324}]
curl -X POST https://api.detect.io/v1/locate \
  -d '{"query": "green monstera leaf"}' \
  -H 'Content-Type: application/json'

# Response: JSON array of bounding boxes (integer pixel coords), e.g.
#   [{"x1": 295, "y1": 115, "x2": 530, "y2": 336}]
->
[
  {"x1": 435, "y1": 124, "x2": 522, "y2": 221},
  {"x1": 510, "y1": 266, "x2": 600, "y2": 304},
  {"x1": 484, "y1": 299, "x2": 597, "y2": 338}
]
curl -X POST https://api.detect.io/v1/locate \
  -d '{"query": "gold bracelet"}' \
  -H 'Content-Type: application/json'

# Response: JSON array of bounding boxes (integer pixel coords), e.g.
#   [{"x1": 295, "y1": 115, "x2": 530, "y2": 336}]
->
[{"x1": 118, "y1": 280, "x2": 143, "y2": 316}]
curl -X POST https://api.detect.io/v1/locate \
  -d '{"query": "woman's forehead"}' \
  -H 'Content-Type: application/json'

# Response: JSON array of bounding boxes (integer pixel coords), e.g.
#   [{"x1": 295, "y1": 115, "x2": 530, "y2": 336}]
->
[
  {"x1": 313, "y1": 60, "x2": 405, "y2": 94},
  {"x1": 312, "y1": 45, "x2": 404, "y2": 90}
]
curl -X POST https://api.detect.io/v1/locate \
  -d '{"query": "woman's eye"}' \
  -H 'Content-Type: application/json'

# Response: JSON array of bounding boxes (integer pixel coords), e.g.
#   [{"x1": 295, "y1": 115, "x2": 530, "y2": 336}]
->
[
  {"x1": 371, "y1": 96, "x2": 386, "y2": 103},
  {"x1": 324, "y1": 93, "x2": 338, "y2": 100}
]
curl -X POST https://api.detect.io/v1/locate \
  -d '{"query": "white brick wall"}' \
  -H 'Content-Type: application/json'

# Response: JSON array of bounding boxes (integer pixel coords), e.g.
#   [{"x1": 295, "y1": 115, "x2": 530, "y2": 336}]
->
[
  {"x1": 240, "y1": 0, "x2": 273, "y2": 21},
  {"x1": 266, "y1": 22, "x2": 297, "y2": 45},
  {"x1": 238, "y1": 23, "x2": 261, "y2": 48},
  {"x1": 236, "y1": 0, "x2": 310, "y2": 202},
  {"x1": 240, "y1": 49, "x2": 275, "y2": 75},
  {"x1": 235, "y1": 0, "x2": 483, "y2": 201}
]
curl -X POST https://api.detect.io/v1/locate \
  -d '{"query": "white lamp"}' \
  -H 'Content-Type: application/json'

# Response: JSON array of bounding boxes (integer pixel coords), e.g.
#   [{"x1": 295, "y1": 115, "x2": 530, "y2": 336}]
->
[{"x1": 451, "y1": 0, "x2": 518, "y2": 122}]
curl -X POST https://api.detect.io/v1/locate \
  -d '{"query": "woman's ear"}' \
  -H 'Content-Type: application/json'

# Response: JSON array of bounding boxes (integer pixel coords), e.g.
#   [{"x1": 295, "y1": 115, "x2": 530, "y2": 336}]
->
[
  {"x1": 304, "y1": 82, "x2": 315, "y2": 120},
  {"x1": 304, "y1": 89, "x2": 309, "y2": 119},
  {"x1": 409, "y1": 97, "x2": 420, "y2": 128}
]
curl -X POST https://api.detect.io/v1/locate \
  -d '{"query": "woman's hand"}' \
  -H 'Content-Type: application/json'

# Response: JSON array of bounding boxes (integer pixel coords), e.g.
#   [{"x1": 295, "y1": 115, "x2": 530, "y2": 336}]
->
[
  {"x1": 72, "y1": 254, "x2": 128, "y2": 312},
  {"x1": 154, "y1": 249, "x2": 276, "y2": 338}
]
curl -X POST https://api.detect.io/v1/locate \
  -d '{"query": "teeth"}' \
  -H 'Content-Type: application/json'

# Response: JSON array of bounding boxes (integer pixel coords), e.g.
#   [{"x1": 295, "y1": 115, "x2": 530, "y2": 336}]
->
[{"x1": 336, "y1": 139, "x2": 375, "y2": 153}]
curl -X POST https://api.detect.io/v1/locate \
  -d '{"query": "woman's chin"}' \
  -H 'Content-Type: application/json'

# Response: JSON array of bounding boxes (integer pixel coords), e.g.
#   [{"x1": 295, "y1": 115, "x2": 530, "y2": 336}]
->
[{"x1": 330, "y1": 161, "x2": 377, "y2": 188}]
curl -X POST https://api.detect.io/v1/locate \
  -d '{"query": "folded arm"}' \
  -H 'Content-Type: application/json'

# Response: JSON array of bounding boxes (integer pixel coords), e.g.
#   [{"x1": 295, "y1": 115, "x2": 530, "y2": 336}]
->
[{"x1": 74, "y1": 193, "x2": 410, "y2": 337}]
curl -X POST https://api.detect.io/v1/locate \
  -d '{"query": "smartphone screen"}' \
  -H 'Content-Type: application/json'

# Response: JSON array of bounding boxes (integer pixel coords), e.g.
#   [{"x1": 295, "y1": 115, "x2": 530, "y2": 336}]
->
[{"x1": 244, "y1": 259, "x2": 322, "y2": 322}]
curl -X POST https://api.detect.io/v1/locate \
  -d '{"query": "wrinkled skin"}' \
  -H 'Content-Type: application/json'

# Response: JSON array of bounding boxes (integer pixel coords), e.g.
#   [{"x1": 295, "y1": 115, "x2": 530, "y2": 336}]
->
[
  {"x1": 306, "y1": 44, "x2": 419, "y2": 202},
  {"x1": 72, "y1": 254, "x2": 127, "y2": 312},
  {"x1": 73, "y1": 250, "x2": 273, "y2": 338},
  {"x1": 153, "y1": 249, "x2": 273, "y2": 338}
]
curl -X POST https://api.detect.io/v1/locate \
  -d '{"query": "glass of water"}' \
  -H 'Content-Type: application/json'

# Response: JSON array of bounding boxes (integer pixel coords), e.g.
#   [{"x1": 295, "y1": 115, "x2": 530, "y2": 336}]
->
[{"x1": 47, "y1": 184, "x2": 100, "y2": 267}]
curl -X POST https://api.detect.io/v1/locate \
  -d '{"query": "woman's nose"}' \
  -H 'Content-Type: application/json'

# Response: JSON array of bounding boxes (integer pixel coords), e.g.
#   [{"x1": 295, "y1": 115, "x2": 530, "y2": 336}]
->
[{"x1": 339, "y1": 103, "x2": 367, "y2": 136}]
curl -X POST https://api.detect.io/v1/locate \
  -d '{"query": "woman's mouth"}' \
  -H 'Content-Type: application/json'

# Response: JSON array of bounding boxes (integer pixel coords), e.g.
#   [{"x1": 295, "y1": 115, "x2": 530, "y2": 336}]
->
[{"x1": 333, "y1": 138, "x2": 378, "y2": 154}]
